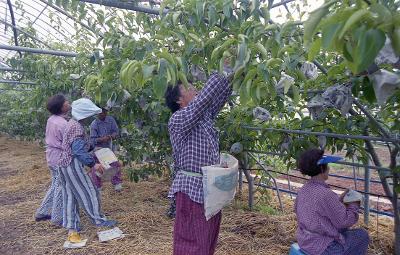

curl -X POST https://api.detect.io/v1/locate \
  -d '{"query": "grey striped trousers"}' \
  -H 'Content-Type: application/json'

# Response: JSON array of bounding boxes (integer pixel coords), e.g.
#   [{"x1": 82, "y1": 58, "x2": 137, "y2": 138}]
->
[
  {"x1": 36, "y1": 166, "x2": 63, "y2": 224},
  {"x1": 59, "y1": 158, "x2": 107, "y2": 231}
]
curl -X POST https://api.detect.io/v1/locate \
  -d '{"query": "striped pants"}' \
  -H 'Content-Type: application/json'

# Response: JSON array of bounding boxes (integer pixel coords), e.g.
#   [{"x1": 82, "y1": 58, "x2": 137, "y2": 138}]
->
[
  {"x1": 59, "y1": 158, "x2": 108, "y2": 231},
  {"x1": 36, "y1": 166, "x2": 63, "y2": 224},
  {"x1": 173, "y1": 192, "x2": 221, "y2": 255}
]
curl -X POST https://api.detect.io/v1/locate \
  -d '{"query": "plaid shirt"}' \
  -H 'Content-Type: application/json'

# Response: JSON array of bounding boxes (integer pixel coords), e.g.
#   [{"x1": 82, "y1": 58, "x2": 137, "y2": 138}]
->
[{"x1": 168, "y1": 73, "x2": 232, "y2": 204}]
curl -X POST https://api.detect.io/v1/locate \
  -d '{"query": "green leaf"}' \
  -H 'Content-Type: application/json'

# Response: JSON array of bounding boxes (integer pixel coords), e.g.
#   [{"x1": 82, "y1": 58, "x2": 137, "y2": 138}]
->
[
  {"x1": 143, "y1": 65, "x2": 155, "y2": 80},
  {"x1": 369, "y1": 4, "x2": 392, "y2": 31},
  {"x1": 260, "y1": 6, "x2": 270, "y2": 23},
  {"x1": 391, "y1": 27, "x2": 400, "y2": 56},
  {"x1": 303, "y1": 0, "x2": 338, "y2": 46},
  {"x1": 291, "y1": 85, "x2": 300, "y2": 105},
  {"x1": 153, "y1": 75, "x2": 168, "y2": 99},
  {"x1": 172, "y1": 11, "x2": 181, "y2": 26},
  {"x1": 338, "y1": 9, "x2": 370, "y2": 39},
  {"x1": 343, "y1": 41, "x2": 354, "y2": 62},
  {"x1": 283, "y1": 79, "x2": 292, "y2": 94},
  {"x1": 158, "y1": 58, "x2": 168, "y2": 78},
  {"x1": 178, "y1": 71, "x2": 189, "y2": 87},
  {"x1": 361, "y1": 76, "x2": 376, "y2": 103},
  {"x1": 196, "y1": 1, "x2": 205, "y2": 23},
  {"x1": 234, "y1": 40, "x2": 248, "y2": 69},
  {"x1": 208, "y1": 5, "x2": 217, "y2": 27},
  {"x1": 250, "y1": 0, "x2": 260, "y2": 14},
  {"x1": 354, "y1": 28, "x2": 386, "y2": 73},
  {"x1": 321, "y1": 23, "x2": 342, "y2": 50},
  {"x1": 223, "y1": 2, "x2": 232, "y2": 19},
  {"x1": 62, "y1": 0, "x2": 68, "y2": 9},
  {"x1": 308, "y1": 37, "x2": 322, "y2": 61}
]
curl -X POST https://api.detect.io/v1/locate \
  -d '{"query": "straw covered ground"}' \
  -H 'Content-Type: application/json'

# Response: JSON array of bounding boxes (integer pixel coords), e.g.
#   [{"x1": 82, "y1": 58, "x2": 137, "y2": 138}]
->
[{"x1": 0, "y1": 134, "x2": 395, "y2": 254}]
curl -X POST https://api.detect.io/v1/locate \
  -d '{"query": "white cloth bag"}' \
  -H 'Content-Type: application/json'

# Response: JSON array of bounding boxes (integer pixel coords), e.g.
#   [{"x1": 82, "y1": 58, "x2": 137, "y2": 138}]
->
[{"x1": 201, "y1": 153, "x2": 239, "y2": 220}]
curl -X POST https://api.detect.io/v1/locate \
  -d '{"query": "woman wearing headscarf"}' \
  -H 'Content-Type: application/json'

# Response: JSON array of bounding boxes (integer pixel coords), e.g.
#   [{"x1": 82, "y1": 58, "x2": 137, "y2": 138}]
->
[
  {"x1": 35, "y1": 94, "x2": 70, "y2": 225},
  {"x1": 58, "y1": 98, "x2": 117, "y2": 243}
]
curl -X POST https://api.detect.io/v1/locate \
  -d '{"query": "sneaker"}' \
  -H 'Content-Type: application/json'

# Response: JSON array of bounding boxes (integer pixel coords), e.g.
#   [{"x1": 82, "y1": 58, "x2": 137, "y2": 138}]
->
[
  {"x1": 114, "y1": 183, "x2": 123, "y2": 192},
  {"x1": 67, "y1": 231, "x2": 82, "y2": 243},
  {"x1": 97, "y1": 219, "x2": 118, "y2": 228},
  {"x1": 35, "y1": 213, "x2": 51, "y2": 222}
]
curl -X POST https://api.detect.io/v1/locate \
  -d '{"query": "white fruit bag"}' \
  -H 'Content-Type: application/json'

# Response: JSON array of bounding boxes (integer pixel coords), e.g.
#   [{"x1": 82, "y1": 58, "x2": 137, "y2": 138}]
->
[
  {"x1": 343, "y1": 189, "x2": 363, "y2": 204},
  {"x1": 94, "y1": 148, "x2": 119, "y2": 181},
  {"x1": 98, "y1": 227, "x2": 124, "y2": 242},
  {"x1": 301, "y1": 61, "x2": 319, "y2": 80},
  {"x1": 202, "y1": 153, "x2": 239, "y2": 220},
  {"x1": 370, "y1": 69, "x2": 400, "y2": 105}
]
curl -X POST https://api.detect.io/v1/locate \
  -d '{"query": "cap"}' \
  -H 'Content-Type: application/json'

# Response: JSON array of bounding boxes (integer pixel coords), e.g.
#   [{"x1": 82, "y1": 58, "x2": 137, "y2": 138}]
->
[{"x1": 317, "y1": 155, "x2": 342, "y2": 165}]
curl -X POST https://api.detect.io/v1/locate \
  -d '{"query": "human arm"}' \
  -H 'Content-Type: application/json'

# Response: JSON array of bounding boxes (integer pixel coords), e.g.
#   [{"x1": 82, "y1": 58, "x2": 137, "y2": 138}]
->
[
  {"x1": 319, "y1": 190, "x2": 360, "y2": 230},
  {"x1": 209, "y1": 73, "x2": 232, "y2": 119},
  {"x1": 169, "y1": 72, "x2": 230, "y2": 135},
  {"x1": 71, "y1": 138, "x2": 96, "y2": 167},
  {"x1": 90, "y1": 120, "x2": 111, "y2": 144}
]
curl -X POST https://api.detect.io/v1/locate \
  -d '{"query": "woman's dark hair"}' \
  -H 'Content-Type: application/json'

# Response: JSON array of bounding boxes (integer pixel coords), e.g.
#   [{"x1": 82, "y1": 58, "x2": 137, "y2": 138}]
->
[
  {"x1": 47, "y1": 94, "x2": 66, "y2": 115},
  {"x1": 165, "y1": 83, "x2": 181, "y2": 113},
  {"x1": 297, "y1": 148, "x2": 328, "y2": 176}
]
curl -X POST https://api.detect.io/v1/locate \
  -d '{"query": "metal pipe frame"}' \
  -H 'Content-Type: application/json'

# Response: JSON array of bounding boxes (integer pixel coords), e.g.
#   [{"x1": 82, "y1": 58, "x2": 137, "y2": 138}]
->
[
  {"x1": 241, "y1": 125, "x2": 400, "y2": 143},
  {"x1": 246, "y1": 150, "x2": 391, "y2": 172},
  {"x1": 0, "y1": 79, "x2": 37, "y2": 85},
  {"x1": 32, "y1": 5, "x2": 48, "y2": 25},
  {"x1": 6, "y1": 0, "x2": 21, "y2": 57},
  {"x1": 38, "y1": 0, "x2": 101, "y2": 37},
  {"x1": 80, "y1": 0, "x2": 299, "y2": 16},
  {"x1": 13, "y1": 1, "x2": 75, "y2": 42},
  {"x1": 0, "y1": 20, "x2": 51, "y2": 48},
  {"x1": 248, "y1": 152, "x2": 284, "y2": 210},
  {"x1": 0, "y1": 44, "x2": 78, "y2": 57},
  {"x1": 364, "y1": 156, "x2": 371, "y2": 224},
  {"x1": 0, "y1": 6, "x2": 70, "y2": 46},
  {"x1": 79, "y1": 0, "x2": 166, "y2": 15},
  {"x1": 251, "y1": 181, "x2": 394, "y2": 217},
  {"x1": 0, "y1": 66, "x2": 28, "y2": 72},
  {"x1": 0, "y1": 3, "x2": 73, "y2": 45},
  {"x1": 245, "y1": 167, "x2": 390, "y2": 198}
]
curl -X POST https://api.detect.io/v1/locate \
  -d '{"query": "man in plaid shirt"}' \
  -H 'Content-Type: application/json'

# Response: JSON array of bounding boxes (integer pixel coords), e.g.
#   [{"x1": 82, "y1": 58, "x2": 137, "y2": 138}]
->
[{"x1": 165, "y1": 72, "x2": 232, "y2": 255}]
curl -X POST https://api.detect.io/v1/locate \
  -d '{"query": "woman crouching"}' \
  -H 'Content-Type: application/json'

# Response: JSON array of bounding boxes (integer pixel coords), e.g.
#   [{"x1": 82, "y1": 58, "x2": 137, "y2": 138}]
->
[
  {"x1": 295, "y1": 148, "x2": 369, "y2": 255},
  {"x1": 58, "y1": 98, "x2": 117, "y2": 243}
]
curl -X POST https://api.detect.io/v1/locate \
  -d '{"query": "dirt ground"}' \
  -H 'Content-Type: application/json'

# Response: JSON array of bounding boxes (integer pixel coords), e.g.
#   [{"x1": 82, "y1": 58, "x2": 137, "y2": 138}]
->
[{"x1": 0, "y1": 135, "x2": 395, "y2": 254}]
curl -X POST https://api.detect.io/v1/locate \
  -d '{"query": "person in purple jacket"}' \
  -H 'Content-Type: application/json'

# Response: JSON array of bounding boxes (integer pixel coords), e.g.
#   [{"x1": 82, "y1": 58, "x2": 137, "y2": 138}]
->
[
  {"x1": 295, "y1": 148, "x2": 369, "y2": 255},
  {"x1": 35, "y1": 94, "x2": 70, "y2": 225}
]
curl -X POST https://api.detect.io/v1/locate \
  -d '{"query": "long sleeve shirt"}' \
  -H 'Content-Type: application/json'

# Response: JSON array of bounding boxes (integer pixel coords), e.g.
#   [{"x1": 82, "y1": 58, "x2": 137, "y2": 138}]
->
[
  {"x1": 71, "y1": 138, "x2": 95, "y2": 167},
  {"x1": 45, "y1": 115, "x2": 68, "y2": 167},
  {"x1": 168, "y1": 73, "x2": 232, "y2": 204},
  {"x1": 90, "y1": 116, "x2": 119, "y2": 149},
  {"x1": 295, "y1": 178, "x2": 360, "y2": 255}
]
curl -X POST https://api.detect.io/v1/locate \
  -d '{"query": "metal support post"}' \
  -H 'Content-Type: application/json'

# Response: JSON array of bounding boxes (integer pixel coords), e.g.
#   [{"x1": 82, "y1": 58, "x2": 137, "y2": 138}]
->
[{"x1": 364, "y1": 155, "x2": 371, "y2": 225}]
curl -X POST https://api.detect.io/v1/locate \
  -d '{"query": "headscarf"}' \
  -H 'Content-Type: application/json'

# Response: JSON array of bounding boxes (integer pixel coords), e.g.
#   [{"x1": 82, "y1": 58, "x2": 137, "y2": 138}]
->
[{"x1": 71, "y1": 98, "x2": 102, "y2": 121}]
